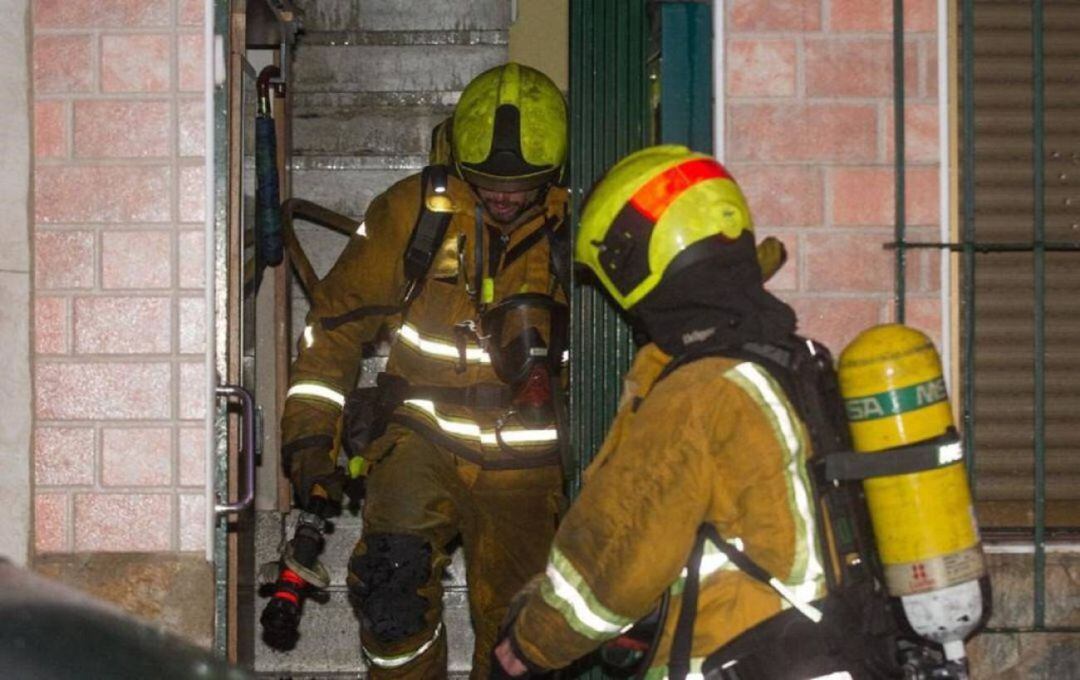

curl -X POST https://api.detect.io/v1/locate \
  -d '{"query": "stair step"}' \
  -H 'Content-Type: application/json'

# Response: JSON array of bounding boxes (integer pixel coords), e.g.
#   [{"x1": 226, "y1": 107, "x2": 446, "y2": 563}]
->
[
  {"x1": 293, "y1": 91, "x2": 462, "y2": 110},
  {"x1": 292, "y1": 44, "x2": 507, "y2": 94},
  {"x1": 293, "y1": 103, "x2": 452, "y2": 157},
  {"x1": 290, "y1": 155, "x2": 422, "y2": 223},
  {"x1": 252, "y1": 588, "x2": 476, "y2": 674},
  {"x1": 292, "y1": 0, "x2": 510, "y2": 32},
  {"x1": 254, "y1": 511, "x2": 475, "y2": 675},
  {"x1": 301, "y1": 30, "x2": 507, "y2": 48}
]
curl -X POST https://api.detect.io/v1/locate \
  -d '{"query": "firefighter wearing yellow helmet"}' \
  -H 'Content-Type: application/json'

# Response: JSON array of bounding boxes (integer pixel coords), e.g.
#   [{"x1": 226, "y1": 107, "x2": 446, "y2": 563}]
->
[
  {"x1": 278, "y1": 63, "x2": 570, "y2": 678},
  {"x1": 493, "y1": 146, "x2": 895, "y2": 679}
]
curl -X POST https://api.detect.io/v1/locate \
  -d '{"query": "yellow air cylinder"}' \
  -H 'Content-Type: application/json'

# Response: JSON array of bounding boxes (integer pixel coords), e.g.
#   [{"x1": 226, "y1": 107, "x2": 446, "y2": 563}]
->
[{"x1": 837, "y1": 324, "x2": 985, "y2": 597}]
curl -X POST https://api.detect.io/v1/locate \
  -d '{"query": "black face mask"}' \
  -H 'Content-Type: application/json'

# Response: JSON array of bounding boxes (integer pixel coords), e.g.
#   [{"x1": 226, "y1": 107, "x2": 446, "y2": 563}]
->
[
  {"x1": 480, "y1": 293, "x2": 569, "y2": 386},
  {"x1": 631, "y1": 233, "x2": 797, "y2": 356}
]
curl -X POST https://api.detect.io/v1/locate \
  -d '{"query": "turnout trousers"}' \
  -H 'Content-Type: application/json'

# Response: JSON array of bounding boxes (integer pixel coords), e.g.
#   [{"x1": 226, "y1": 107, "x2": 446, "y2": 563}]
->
[{"x1": 348, "y1": 424, "x2": 563, "y2": 679}]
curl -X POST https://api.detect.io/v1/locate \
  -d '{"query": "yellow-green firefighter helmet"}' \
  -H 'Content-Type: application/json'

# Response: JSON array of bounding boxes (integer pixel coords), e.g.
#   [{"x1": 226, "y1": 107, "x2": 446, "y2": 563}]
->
[
  {"x1": 452, "y1": 63, "x2": 567, "y2": 192},
  {"x1": 576, "y1": 145, "x2": 754, "y2": 310}
]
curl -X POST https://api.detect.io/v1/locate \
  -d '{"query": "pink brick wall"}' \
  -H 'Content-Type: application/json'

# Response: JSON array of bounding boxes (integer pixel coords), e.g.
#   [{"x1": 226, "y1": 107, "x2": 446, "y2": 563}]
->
[
  {"x1": 727, "y1": 0, "x2": 944, "y2": 354},
  {"x1": 32, "y1": 0, "x2": 207, "y2": 555}
]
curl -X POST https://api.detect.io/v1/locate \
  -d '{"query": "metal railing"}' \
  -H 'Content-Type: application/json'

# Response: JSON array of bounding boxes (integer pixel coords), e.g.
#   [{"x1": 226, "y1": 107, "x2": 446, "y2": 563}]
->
[{"x1": 890, "y1": 0, "x2": 1079, "y2": 632}]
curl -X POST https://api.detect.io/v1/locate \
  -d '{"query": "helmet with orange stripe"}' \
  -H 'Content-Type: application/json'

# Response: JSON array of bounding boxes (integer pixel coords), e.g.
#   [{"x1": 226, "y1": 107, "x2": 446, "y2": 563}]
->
[{"x1": 576, "y1": 145, "x2": 754, "y2": 310}]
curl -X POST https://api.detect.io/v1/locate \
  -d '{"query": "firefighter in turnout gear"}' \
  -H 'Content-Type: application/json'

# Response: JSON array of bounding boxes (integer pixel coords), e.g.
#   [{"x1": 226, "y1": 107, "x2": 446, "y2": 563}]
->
[
  {"x1": 280, "y1": 63, "x2": 571, "y2": 678},
  {"x1": 493, "y1": 146, "x2": 884, "y2": 679}
]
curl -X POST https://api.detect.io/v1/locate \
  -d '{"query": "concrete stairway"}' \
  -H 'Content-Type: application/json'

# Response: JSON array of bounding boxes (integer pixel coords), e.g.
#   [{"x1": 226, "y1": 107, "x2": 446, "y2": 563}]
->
[{"x1": 254, "y1": 1, "x2": 510, "y2": 675}]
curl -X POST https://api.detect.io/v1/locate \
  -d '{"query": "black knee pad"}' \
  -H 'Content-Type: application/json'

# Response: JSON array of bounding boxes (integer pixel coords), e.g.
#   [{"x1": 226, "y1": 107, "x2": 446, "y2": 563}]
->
[{"x1": 348, "y1": 533, "x2": 433, "y2": 643}]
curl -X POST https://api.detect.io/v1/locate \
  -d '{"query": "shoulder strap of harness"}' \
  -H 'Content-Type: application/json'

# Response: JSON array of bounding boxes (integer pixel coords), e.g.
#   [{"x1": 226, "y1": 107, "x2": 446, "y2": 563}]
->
[
  {"x1": 402, "y1": 165, "x2": 453, "y2": 305},
  {"x1": 544, "y1": 208, "x2": 572, "y2": 297}
]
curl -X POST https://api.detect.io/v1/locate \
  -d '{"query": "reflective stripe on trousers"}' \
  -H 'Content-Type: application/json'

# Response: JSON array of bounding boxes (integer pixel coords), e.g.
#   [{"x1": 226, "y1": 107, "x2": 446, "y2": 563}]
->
[
  {"x1": 401, "y1": 399, "x2": 558, "y2": 448},
  {"x1": 285, "y1": 381, "x2": 346, "y2": 408},
  {"x1": 362, "y1": 622, "x2": 443, "y2": 670}
]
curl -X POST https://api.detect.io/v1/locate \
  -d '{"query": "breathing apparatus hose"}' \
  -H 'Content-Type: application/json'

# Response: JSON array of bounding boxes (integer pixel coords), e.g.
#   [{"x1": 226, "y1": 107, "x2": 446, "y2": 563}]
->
[{"x1": 633, "y1": 591, "x2": 670, "y2": 679}]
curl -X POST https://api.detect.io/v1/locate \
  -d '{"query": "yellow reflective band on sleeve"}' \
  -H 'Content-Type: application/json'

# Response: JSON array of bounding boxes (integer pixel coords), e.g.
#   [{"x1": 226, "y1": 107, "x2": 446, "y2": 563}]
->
[
  {"x1": 670, "y1": 538, "x2": 742, "y2": 596},
  {"x1": 303, "y1": 324, "x2": 315, "y2": 349},
  {"x1": 402, "y1": 399, "x2": 558, "y2": 447},
  {"x1": 538, "y1": 548, "x2": 633, "y2": 641},
  {"x1": 726, "y1": 362, "x2": 827, "y2": 614},
  {"x1": 767, "y1": 576, "x2": 823, "y2": 623},
  {"x1": 642, "y1": 657, "x2": 704, "y2": 680},
  {"x1": 286, "y1": 382, "x2": 346, "y2": 408},
  {"x1": 397, "y1": 323, "x2": 491, "y2": 364},
  {"x1": 363, "y1": 622, "x2": 442, "y2": 669},
  {"x1": 645, "y1": 661, "x2": 848, "y2": 680}
]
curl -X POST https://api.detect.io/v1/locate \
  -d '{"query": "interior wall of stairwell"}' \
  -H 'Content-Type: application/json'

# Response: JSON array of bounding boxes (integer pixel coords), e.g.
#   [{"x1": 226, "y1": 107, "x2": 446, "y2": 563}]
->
[
  {"x1": 0, "y1": 0, "x2": 32, "y2": 569},
  {"x1": 28, "y1": 0, "x2": 213, "y2": 647}
]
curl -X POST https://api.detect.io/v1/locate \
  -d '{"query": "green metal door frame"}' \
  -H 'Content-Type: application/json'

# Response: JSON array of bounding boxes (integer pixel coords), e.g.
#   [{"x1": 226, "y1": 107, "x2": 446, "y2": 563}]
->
[
  {"x1": 568, "y1": 0, "x2": 713, "y2": 493},
  {"x1": 568, "y1": 0, "x2": 650, "y2": 494},
  {"x1": 656, "y1": 1, "x2": 713, "y2": 153}
]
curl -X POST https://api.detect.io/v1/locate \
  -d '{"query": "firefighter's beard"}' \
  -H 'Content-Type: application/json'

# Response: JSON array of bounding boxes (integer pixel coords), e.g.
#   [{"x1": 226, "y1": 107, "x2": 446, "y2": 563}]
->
[{"x1": 476, "y1": 186, "x2": 542, "y2": 226}]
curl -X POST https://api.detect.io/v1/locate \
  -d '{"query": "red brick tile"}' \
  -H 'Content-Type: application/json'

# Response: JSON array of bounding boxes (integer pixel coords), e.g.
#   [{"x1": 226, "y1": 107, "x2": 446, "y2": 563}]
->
[
  {"x1": 35, "y1": 295, "x2": 69, "y2": 354},
  {"x1": 179, "y1": 99, "x2": 205, "y2": 157},
  {"x1": 35, "y1": 165, "x2": 170, "y2": 223},
  {"x1": 906, "y1": 167, "x2": 940, "y2": 226},
  {"x1": 179, "y1": 297, "x2": 206, "y2": 354},
  {"x1": 804, "y1": 230, "x2": 914, "y2": 293},
  {"x1": 178, "y1": 230, "x2": 205, "y2": 288},
  {"x1": 74, "y1": 100, "x2": 170, "y2": 158},
  {"x1": 74, "y1": 296, "x2": 171, "y2": 354},
  {"x1": 179, "y1": 361, "x2": 207, "y2": 420},
  {"x1": 33, "y1": 35, "x2": 93, "y2": 93},
  {"x1": 179, "y1": 0, "x2": 204, "y2": 27},
  {"x1": 731, "y1": 0, "x2": 821, "y2": 31},
  {"x1": 179, "y1": 427, "x2": 206, "y2": 486},
  {"x1": 729, "y1": 104, "x2": 878, "y2": 163},
  {"x1": 74, "y1": 493, "x2": 171, "y2": 551},
  {"x1": 924, "y1": 42, "x2": 939, "y2": 99},
  {"x1": 831, "y1": 166, "x2": 947, "y2": 227},
  {"x1": 832, "y1": 167, "x2": 891, "y2": 225},
  {"x1": 919, "y1": 235, "x2": 944, "y2": 292},
  {"x1": 178, "y1": 33, "x2": 204, "y2": 93},
  {"x1": 897, "y1": 226, "x2": 939, "y2": 294},
  {"x1": 34, "y1": 427, "x2": 94, "y2": 486},
  {"x1": 35, "y1": 493, "x2": 69, "y2": 553},
  {"x1": 733, "y1": 165, "x2": 824, "y2": 227},
  {"x1": 101, "y1": 34, "x2": 171, "y2": 93},
  {"x1": 790, "y1": 296, "x2": 883, "y2": 355},
  {"x1": 35, "y1": 0, "x2": 170, "y2": 27},
  {"x1": 35, "y1": 362, "x2": 171, "y2": 419},
  {"x1": 179, "y1": 494, "x2": 206, "y2": 551},
  {"x1": 885, "y1": 103, "x2": 940, "y2": 163},
  {"x1": 34, "y1": 100, "x2": 67, "y2": 158},
  {"x1": 907, "y1": 0, "x2": 939, "y2": 32},
  {"x1": 102, "y1": 427, "x2": 171, "y2": 486},
  {"x1": 805, "y1": 38, "x2": 918, "y2": 98},
  {"x1": 34, "y1": 231, "x2": 95, "y2": 289},
  {"x1": 902, "y1": 295, "x2": 944, "y2": 349},
  {"x1": 101, "y1": 230, "x2": 172, "y2": 289},
  {"x1": 828, "y1": 0, "x2": 936, "y2": 33},
  {"x1": 179, "y1": 165, "x2": 205, "y2": 223},
  {"x1": 727, "y1": 39, "x2": 796, "y2": 98}
]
